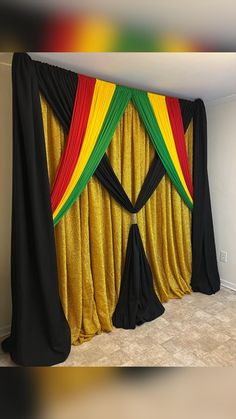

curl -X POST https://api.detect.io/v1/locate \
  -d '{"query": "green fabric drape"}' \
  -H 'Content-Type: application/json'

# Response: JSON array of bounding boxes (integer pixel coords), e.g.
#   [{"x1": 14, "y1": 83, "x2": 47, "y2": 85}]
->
[{"x1": 132, "y1": 90, "x2": 193, "y2": 209}]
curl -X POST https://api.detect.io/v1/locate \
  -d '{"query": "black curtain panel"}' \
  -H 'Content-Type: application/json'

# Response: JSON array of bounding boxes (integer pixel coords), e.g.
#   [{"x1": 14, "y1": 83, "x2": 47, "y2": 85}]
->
[
  {"x1": 2, "y1": 52, "x2": 220, "y2": 366},
  {"x1": 1, "y1": 53, "x2": 71, "y2": 366},
  {"x1": 191, "y1": 100, "x2": 220, "y2": 294},
  {"x1": 180, "y1": 99, "x2": 220, "y2": 294}
]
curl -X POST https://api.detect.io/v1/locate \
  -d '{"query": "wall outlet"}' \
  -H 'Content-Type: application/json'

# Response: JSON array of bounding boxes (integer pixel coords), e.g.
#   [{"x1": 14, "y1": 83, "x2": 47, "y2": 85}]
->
[{"x1": 220, "y1": 250, "x2": 228, "y2": 263}]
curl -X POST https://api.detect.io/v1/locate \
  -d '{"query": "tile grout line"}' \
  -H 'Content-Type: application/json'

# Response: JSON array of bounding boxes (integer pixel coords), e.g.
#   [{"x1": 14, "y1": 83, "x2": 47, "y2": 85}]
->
[{"x1": 0, "y1": 62, "x2": 12, "y2": 67}]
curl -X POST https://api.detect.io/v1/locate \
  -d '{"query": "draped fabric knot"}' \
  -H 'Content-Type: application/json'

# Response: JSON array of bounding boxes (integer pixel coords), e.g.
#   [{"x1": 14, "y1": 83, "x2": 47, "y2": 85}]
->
[{"x1": 131, "y1": 213, "x2": 137, "y2": 224}]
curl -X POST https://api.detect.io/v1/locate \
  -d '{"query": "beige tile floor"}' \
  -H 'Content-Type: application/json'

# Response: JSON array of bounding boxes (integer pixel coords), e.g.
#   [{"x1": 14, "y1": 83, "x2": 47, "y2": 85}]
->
[{"x1": 1, "y1": 287, "x2": 236, "y2": 367}]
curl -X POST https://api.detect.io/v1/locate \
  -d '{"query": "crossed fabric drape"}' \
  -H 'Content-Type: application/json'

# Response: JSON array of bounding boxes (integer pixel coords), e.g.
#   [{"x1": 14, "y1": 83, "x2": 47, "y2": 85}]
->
[
  {"x1": 2, "y1": 53, "x2": 220, "y2": 366},
  {"x1": 53, "y1": 88, "x2": 193, "y2": 225},
  {"x1": 43, "y1": 75, "x2": 193, "y2": 225}
]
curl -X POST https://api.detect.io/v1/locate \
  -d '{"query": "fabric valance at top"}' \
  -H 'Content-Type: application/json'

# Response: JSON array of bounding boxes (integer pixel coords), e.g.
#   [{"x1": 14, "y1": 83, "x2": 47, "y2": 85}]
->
[{"x1": 52, "y1": 74, "x2": 193, "y2": 225}]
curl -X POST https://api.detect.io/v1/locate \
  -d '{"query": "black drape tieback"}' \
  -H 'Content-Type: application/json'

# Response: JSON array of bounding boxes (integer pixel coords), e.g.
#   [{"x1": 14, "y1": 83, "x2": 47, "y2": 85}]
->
[
  {"x1": 95, "y1": 153, "x2": 166, "y2": 329},
  {"x1": 131, "y1": 213, "x2": 137, "y2": 224}
]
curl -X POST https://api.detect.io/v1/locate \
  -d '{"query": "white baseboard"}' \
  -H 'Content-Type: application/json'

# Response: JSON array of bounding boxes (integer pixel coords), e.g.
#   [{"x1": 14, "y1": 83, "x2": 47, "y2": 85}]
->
[
  {"x1": 0, "y1": 325, "x2": 10, "y2": 339},
  {"x1": 221, "y1": 279, "x2": 236, "y2": 292}
]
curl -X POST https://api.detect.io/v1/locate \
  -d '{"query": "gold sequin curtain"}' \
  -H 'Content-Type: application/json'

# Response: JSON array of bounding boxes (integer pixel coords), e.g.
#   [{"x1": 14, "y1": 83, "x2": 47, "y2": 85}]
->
[{"x1": 40, "y1": 96, "x2": 193, "y2": 345}]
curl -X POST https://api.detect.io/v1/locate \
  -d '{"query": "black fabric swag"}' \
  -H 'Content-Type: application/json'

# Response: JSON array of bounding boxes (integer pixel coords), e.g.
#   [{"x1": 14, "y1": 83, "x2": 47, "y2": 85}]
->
[{"x1": 2, "y1": 53, "x2": 220, "y2": 366}]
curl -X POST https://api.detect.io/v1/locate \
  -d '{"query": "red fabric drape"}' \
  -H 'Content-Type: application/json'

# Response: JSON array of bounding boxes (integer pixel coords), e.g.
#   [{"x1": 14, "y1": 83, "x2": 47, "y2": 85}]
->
[
  {"x1": 166, "y1": 97, "x2": 193, "y2": 198},
  {"x1": 51, "y1": 74, "x2": 96, "y2": 212}
]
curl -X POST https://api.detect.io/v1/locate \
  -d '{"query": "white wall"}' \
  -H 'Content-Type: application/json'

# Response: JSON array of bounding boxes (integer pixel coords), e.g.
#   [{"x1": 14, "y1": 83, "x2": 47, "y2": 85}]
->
[
  {"x1": 206, "y1": 96, "x2": 236, "y2": 290},
  {"x1": 0, "y1": 56, "x2": 12, "y2": 337}
]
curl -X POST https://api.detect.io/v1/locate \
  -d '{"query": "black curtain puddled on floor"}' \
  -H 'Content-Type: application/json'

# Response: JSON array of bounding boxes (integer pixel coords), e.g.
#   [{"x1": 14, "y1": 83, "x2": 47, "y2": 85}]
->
[
  {"x1": 2, "y1": 53, "x2": 220, "y2": 366},
  {"x1": 1, "y1": 53, "x2": 71, "y2": 366},
  {"x1": 180, "y1": 99, "x2": 220, "y2": 294},
  {"x1": 95, "y1": 153, "x2": 166, "y2": 328},
  {"x1": 0, "y1": 369, "x2": 37, "y2": 419}
]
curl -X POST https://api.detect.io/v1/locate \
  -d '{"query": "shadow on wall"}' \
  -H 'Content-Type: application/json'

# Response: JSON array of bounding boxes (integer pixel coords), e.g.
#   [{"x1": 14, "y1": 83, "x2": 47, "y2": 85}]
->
[{"x1": 0, "y1": 53, "x2": 13, "y2": 338}]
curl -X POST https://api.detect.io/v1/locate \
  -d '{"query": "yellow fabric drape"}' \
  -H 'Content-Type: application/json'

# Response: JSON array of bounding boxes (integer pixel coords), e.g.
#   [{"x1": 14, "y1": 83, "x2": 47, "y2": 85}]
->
[{"x1": 41, "y1": 96, "x2": 192, "y2": 345}]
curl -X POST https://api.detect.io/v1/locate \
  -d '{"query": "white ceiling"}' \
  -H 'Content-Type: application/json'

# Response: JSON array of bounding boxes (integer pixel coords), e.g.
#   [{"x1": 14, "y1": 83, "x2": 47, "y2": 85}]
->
[
  {"x1": 1, "y1": 53, "x2": 236, "y2": 101},
  {"x1": 29, "y1": 53, "x2": 236, "y2": 101}
]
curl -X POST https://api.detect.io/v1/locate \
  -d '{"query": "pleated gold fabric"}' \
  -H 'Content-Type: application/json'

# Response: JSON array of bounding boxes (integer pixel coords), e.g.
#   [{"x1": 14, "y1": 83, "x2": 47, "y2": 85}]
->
[{"x1": 40, "y1": 95, "x2": 193, "y2": 345}]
